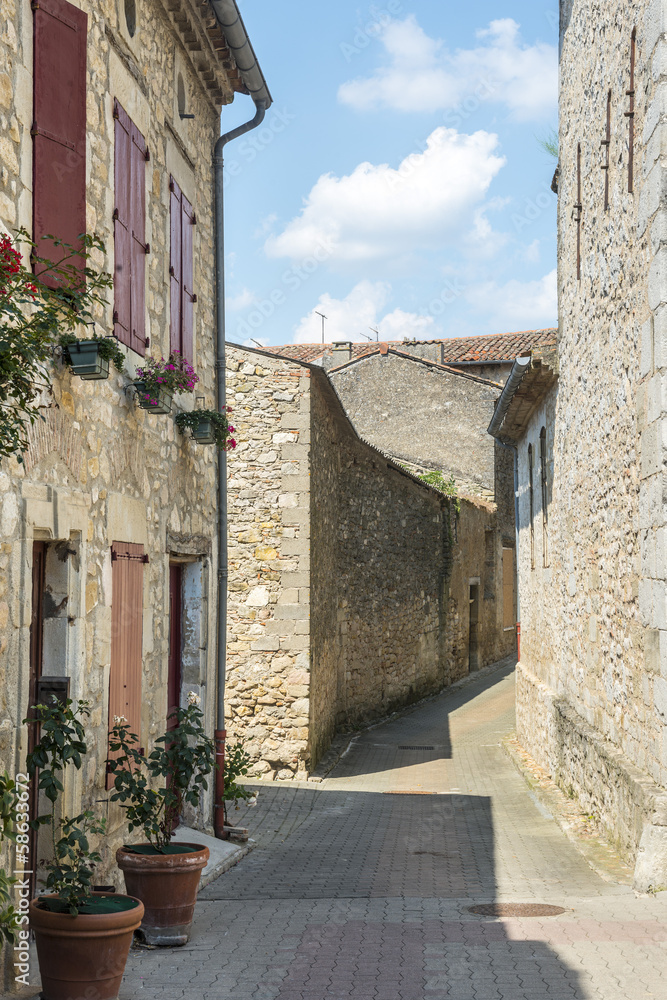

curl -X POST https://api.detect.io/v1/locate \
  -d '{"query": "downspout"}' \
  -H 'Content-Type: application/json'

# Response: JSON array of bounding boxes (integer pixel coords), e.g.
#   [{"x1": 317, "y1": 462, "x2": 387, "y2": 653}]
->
[
  {"x1": 213, "y1": 101, "x2": 267, "y2": 839},
  {"x1": 209, "y1": 0, "x2": 272, "y2": 840}
]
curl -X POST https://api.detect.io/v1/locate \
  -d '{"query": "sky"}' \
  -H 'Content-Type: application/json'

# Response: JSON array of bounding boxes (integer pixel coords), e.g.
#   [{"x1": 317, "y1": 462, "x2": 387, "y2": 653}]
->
[{"x1": 220, "y1": 1, "x2": 559, "y2": 348}]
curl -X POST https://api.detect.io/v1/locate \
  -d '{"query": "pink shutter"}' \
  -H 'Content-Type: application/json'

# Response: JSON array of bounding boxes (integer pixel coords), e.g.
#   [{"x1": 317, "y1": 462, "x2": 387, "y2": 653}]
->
[
  {"x1": 113, "y1": 101, "x2": 132, "y2": 347},
  {"x1": 169, "y1": 177, "x2": 182, "y2": 356},
  {"x1": 130, "y1": 121, "x2": 147, "y2": 356},
  {"x1": 181, "y1": 194, "x2": 195, "y2": 364},
  {"x1": 33, "y1": 0, "x2": 87, "y2": 284},
  {"x1": 107, "y1": 542, "x2": 145, "y2": 788}
]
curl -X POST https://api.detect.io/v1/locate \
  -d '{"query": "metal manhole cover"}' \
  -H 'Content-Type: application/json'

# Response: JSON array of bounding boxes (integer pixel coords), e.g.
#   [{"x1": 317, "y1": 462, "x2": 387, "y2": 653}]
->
[
  {"x1": 398, "y1": 745, "x2": 435, "y2": 750},
  {"x1": 468, "y1": 904, "x2": 566, "y2": 917}
]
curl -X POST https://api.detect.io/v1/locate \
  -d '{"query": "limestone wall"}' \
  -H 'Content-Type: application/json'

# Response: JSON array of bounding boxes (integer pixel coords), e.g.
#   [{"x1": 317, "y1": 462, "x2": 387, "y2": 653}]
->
[
  {"x1": 0, "y1": 0, "x2": 231, "y2": 931},
  {"x1": 224, "y1": 347, "x2": 313, "y2": 780}
]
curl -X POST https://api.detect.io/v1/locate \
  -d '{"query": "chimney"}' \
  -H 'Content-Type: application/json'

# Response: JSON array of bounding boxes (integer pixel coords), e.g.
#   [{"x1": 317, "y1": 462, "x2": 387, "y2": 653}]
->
[{"x1": 331, "y1": 341, "x2": 352, "y2": 364}]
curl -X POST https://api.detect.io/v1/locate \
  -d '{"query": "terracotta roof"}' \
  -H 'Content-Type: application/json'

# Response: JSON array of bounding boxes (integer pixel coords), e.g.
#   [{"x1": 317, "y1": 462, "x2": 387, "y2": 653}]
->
[{"x1": 262, "y1": 329, "x2": 557, "y2": 366}]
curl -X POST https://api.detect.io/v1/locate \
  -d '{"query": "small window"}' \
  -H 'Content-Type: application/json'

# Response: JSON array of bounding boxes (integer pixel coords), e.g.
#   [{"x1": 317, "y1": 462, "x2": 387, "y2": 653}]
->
[
  {"x1": 124, "y1": 0, "x2": 136, "y2": 37},
  {"x1": 540, "y1": 427, "x2": 549, "y2": 568},
  {"x1": 528, "y1": 443, "x2": 535, "y2": 569}
]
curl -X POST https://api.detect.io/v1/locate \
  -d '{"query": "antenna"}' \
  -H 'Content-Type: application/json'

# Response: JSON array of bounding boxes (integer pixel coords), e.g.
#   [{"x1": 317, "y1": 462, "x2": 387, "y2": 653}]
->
[
  {"x1": 250, "y1": 339, "x2": 264, "y2": 349},
  {"x1": 358, "y1": 331, "x2": 373, "y2": 341},
  {"x1": 369, "y1": 326, "x2": 379, "y2": 341},
  {"x1": 315, "y1": 311, "x2": 327, "y2": 344}
]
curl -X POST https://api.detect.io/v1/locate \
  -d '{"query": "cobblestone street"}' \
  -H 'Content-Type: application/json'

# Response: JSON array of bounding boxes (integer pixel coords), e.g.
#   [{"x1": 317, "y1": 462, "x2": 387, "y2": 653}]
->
[{"x1": 120, "y1": 661, "x2": 667, "y2": 999}]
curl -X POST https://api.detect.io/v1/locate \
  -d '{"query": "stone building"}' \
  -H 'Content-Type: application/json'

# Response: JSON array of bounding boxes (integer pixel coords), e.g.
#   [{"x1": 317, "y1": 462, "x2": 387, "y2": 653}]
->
[
  {"x1": 224, "y1": 344, "x2": 517, "y2": 780},
  {"x1": 325, "y1": 342, "x2": 503, "y2": 497},
  {"x1": 0, "y1": 0, "x2": 268, "y2": 934},
  {"x1": 489, "y1": 1, "x2": 667, "y2": 890},
  {"x1": 269, "y1": 328, "x2": 557, "y2": 385}
]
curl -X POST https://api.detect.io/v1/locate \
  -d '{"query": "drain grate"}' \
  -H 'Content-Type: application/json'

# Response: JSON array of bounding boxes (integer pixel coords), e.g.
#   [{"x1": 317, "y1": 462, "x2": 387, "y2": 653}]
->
[
  {"x1": 468, "y1": 903, "x2": 567, "y2": 918},
  {"x1": 398, "y1": 745, "x2": 435, "y2": 750}
]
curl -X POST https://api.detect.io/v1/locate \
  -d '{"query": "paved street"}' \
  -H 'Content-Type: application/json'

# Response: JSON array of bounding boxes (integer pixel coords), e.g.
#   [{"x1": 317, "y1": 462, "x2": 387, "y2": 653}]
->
[{"x1": 120, "y1": 661, "x2": 667, "y2": 999}]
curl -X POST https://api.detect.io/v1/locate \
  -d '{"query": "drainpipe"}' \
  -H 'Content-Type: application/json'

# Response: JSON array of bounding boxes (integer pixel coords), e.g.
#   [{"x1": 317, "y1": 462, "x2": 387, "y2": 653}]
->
[{"x1": 209, "y1": 0, "x2": 271, "y2": 840}]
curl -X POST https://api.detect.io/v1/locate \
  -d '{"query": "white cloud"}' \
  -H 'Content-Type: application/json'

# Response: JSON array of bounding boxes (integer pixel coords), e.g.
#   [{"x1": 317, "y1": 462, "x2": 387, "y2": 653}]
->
[
  {"x1": 266, "y1": 127, "x2": 505, "y2": 264},
  {"x1": 466, "y1": 269, "x2": 557, "y2": 330},
  {"x1": 338, "y1": 17, "x2": 556, "y2": 122},
  {"x1": 292, "y1": 281, "x2": 438, "y2": 345},
  {"x1": 227, "y1": 288, "x2": 255, "y2": 311}
]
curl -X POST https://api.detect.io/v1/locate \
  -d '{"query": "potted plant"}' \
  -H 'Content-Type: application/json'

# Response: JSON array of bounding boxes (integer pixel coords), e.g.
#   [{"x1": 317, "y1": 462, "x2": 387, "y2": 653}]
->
[
  {"x1": 25, "y1": 699, "x2": 143, "y2": 1000},
  {"x1": 175, "y1": 405, "x2": 236, "y2": 449},
  {"x1": 59, "y1": 332, "x2": 125, "y2": 380},
  {"x1": 133, "y1": 351, "x2": 199, "y2": 414},
  {"x1": 108, "y1": 692, "x2": 214, "y2": 946},
  {"x1": 221, "y1": 737, "x2": 254, "y2": 838}
]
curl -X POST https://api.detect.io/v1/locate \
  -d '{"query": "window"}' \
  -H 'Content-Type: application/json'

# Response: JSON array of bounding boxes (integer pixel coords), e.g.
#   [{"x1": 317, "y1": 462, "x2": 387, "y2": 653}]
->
[
  {"x1": 540, "y1": 427, "x2": 549, "y2": 568},
  {"x1": 107, "y1": 542, "x2": 146, "y2": 787},
  {"x1": 113, "y1": 100, "x2": 149, "y2": 356},
  {"x1": 170, "y1": 176, "x2": 196, "y2": 363},
  {"x1": 32, "y1": 0, "x2": 87, "y2": 284},
  {"x1": 177, "y1": 73, "x2": 186, "y2": 118},
  {"x1": 528, "y1": 443, "x2": 535, "y2": 569},
  {"x1": 502, "y1": 548, "x2": 515, "y2": 630}
]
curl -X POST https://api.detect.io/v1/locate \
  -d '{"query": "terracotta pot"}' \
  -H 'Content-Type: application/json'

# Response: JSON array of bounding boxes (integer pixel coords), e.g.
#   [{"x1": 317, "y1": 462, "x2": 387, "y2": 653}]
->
[
  {"x1": 116, "y1": 842, "x2": 209, "y2": 946},
  {"x1": 29, "y1": 893, "x2": 143, "y2": 1000}
]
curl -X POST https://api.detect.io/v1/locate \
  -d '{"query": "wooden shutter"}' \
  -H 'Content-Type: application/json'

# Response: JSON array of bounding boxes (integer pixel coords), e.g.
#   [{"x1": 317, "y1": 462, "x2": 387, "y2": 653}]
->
[
  {"x1": 113, "y1": 100, "x2": 147, "y2": 356},
  {"x1": 181, "y1": 195, "x2": 195, "y2": 364},
  {"x1": 107, "y1": 541, "x2": 146, "y2": 787},
  {"x1": 169, "y1": 177, "x2": 183, "y2": 355},
  {"x1": 169, "y1": 176, "x2": 195, "y2": 363},
  {"x1": 502, "y1": 548, "x2": 515, "y2": 630},
  {"x1": 33, "y1": 0, "x2": 87, "y2": 284}
]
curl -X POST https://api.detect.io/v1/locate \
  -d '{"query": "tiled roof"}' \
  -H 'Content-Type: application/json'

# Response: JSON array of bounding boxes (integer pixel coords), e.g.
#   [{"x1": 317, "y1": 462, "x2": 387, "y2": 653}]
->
[{"x1": 262, "y1": 329, "x2": 557, "y2": 366}]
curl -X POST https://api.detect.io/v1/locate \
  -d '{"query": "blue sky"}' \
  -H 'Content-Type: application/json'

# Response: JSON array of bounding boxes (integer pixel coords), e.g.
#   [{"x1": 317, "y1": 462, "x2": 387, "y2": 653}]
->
[{"x1": 221, "y1": 1, "x2": 559, "y2": 347}]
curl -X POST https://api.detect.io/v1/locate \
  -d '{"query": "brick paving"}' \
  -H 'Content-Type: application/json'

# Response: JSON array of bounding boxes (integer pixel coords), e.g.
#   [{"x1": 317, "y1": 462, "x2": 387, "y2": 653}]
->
[{"x1": 118, "y1": 660, "x2": 667, "y2": 999}]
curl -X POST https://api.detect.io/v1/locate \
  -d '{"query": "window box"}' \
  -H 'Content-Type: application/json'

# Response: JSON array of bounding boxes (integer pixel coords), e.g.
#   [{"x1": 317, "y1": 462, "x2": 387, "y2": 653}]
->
[
  {"x1": 133, "y1": 381, "x2": 173, "y2": 414},
  {"x1": 64, "y1": 340, "x2": 110, "y2": 380},
  {"x1": 190, "y1": 417, "x2": 216, "y2": 444}
]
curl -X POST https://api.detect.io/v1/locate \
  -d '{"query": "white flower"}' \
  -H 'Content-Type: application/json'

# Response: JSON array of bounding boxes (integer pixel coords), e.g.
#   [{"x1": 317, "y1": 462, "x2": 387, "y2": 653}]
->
[
  {"x1": 113, "y1": 715, "x2": 128, "y2": 727},
  {"x1": 187, "y1": 691, "x2": 201, "y2": 706}
]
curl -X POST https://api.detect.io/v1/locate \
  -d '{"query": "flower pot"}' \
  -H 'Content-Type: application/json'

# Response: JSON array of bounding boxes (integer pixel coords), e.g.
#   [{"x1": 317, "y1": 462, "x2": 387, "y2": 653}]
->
[
  {"x1": 65, "y1": 340, "x2": 110, "y2": 380},
  {"x1": 29, "y1": 893, "x2": 143, "y2": 1000},
  {"x1": 133, "y1": 381, "x2": 173, "y2": 413},
  {"x1": 116, "y1": 842, "x2": 209, "y2": 946},
  {"x1": 191, "y1": 417, "x2": 216, "y2": 444}
]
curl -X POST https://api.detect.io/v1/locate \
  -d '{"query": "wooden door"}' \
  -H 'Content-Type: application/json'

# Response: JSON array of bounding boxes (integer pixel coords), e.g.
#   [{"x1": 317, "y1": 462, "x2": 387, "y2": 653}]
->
[{"x1": 168, "y1": 564, "x2": 182, "y2": 730}]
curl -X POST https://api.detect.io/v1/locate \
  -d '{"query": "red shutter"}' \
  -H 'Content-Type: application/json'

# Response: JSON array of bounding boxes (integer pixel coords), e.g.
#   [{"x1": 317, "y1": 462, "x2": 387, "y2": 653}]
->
[
  {"x1": 33, "y1": 0, "x2": 87, "y2": 284},
  {"x1": 181, "y1": 194, "x2": 195, "y2": 364},
  {"x1": 113, "y1": 103, "x2": 132, "y2": 348},
  {"x1": 107, "y1": 541, "x2": 145, "y2": 788},
  {"x1": 130, "y1": 122, "x2": 147, "y2": 356},
  {"x1": 169, "y1": 177, "x2": 182, "y2": 356},
  {"x1": 113, "y1": 101, "x2": 147, "y2": 356}
]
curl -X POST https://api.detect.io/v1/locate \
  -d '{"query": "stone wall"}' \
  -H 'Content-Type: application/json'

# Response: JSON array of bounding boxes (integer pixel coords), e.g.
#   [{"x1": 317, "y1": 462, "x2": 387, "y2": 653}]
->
[
  {"x1": 512, "y1": 0, "x2": 667, "y2": 884},
  {"x1": 0, "y1": 1, "x2": 235, "y2": 960},
  {"x1": 225, "y1": 346, "x2": 516, "y2": 778},
  {"x1": 224, "y1": 346, "x2": 313, "y2": 781},
  {"x1": 329, "y1": 351, "x2": 501, "y2": 495}
]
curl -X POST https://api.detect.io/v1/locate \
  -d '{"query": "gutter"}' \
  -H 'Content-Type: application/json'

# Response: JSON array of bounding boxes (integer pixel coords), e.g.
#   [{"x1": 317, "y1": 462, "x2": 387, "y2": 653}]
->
[
  {"x1": 486, "y1": 356, "x2": 531, "y2": 444},
  {"x1": 210, "y1": 0, "x2": 271, "y2": 840}
]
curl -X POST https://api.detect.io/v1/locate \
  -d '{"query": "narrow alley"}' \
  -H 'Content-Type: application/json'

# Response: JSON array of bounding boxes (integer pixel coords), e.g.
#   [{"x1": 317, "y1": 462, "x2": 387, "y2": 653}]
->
[{"x1": 121, "y1": 661, "x2": 667, "y2": 999}]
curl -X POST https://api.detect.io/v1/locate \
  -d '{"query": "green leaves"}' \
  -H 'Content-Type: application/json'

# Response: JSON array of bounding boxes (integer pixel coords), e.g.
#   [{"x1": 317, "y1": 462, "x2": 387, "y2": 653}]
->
[
  {"x1": 23, "y1": 700, "x2": 103, "y2": 914},
  {"x1": 0, "y1": 229, "x2": 113, "y2": 462},
  {"x1": 108, "y1": 702, "x2": 215, "y2": 852},
  {"x1": 0, "y1": 773, "x2": 20, "y2": 944},
  {"x1": 221, "y1": 740, "x2": 253, "y2": 824}
]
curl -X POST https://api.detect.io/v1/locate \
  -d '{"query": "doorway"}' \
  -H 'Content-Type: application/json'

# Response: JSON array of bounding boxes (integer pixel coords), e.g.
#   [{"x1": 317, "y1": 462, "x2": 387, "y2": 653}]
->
[
  {"x1": 469, "y1": 583, "x2": 480, "y2": 672},
  {"x1": 168, "y1": 563, "x2": 183, "y2": 730}
]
